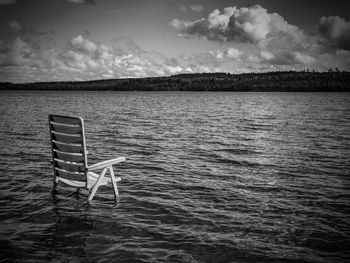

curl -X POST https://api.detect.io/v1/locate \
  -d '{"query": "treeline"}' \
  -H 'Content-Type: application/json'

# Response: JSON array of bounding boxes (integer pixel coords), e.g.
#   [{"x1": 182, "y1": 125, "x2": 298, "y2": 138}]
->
[{"x1": 0, "y1": 71, "x2": 349, "y2": 91}]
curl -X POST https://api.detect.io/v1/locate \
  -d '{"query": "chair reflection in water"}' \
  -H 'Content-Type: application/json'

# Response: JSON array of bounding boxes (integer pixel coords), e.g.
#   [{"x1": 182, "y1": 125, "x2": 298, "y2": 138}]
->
[{"x1": 49, "y1": 114, "x2": 126, "y2": 201}]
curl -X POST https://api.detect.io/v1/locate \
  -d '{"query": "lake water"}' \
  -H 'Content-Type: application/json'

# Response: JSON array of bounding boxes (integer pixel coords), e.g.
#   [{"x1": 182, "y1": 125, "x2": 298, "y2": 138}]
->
[{"x1": 0, "y1": 91, "x2": 349, "y2": 263}]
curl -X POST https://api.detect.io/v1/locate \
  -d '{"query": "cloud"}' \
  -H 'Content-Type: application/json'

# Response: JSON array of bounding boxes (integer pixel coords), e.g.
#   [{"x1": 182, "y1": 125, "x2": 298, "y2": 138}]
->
[
  {"x1": 165, "y1": 65, "x2": 183, "y2": 74},
  {"x1": 226, "y1": 47, "x2": 243, "y2": 59},
  {"x1": 69, "y1": 35, "x2": 97, "y2": 54},
  {"x1": 61, "y1": 50, "x2": 86, "y2": 69},
  {"x1": 0, "y1": 38, "x2": 35, "y2": 66},
  {"x1": 209, "y1": 47, "x2": 243, "y2": 60},
  {"x1": 102, "y1": 70, "x2": 114, "y2": 78},
  {"x1": 293, "y1": 52, "x2": 316, "y2": 65},
  {"x1": 169, "y1": 4, "x2": 345, "y2": 71},
  {"x1": 260, "y1": 50, "x2": 274, "y2": 61},
  {"x1": 0, "y1": 22, "x2": 55, "y2": 68},
  {"x1": 209, "y1": 50, "x2": 224, "y2": 60},
  {"x1": 170, "y1": 5, "x2": 305, "y2": 46},
  {"x1": 318, "y1": 16, "x2": 350, "y2": 50},
  {"x1": 1, "y1": 31, "x2": 198, "y2": 82}
]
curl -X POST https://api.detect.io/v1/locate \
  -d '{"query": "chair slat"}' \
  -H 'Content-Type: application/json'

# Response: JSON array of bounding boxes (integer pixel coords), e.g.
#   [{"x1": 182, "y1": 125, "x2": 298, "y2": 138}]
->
[
  {"x1": 52, "y1": 140, "x2": 84, "y2": 153},
  {"x1": 50, "y1": 121, "x2": 80, "y2": 127},
  {"x1": 54, "y1": 158, "x2": 86, "y2": 173},
  {"x1": 52, "y1": 132, "x2": 83, "y2": 143},
  {"x1": 55, "y1": 168, "x2": 86, "y2": 182},
  {"x1": 58, "y1": 177, "x2": 85, "y2": 188},
  {"x1": 51, "y1": 115, "x2": 82, "y2": 124},
  {"x1": 53, "y1": 149, "x2": 85, "y2": 162},
  {"x1": 50, "y1": 123, "x2": 82, "y2": 134}
]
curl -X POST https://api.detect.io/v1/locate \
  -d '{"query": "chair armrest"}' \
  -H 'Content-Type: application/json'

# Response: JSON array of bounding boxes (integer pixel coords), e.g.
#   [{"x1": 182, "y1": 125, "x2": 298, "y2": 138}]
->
[{"x1": 87, "y1": 157, "x2": 126, "y2": 171}]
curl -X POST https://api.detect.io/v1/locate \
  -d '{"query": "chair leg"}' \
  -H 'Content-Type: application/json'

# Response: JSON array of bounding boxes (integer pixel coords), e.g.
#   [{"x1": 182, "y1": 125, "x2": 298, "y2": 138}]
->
[
  {"x1": 88, "y1": 168, "x2": 107, "y2": 201},
  {"x1": 109, "y1": 166, "x2": 119, "y2": 200}
]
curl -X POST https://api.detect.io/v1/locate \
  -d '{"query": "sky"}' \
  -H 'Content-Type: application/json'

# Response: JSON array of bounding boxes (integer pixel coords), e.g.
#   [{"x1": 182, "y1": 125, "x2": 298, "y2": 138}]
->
[{"x1": 0, "y1": 0, "x2": 349, "y2": 83}]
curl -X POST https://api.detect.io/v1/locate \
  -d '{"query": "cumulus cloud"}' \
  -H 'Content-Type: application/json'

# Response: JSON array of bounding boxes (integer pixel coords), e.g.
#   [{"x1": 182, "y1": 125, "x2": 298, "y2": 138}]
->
[
  {"x1": 209, "y1": 47, "x2": 243, "y2": 60},
  {"x1": 170, "y1": 5, "x2": 305, "y2": 47},
  {"x1": 69, "y1": 35, "x2": 97, "y2": 54},
  {"x1": 166, "y1": 65, "x2": 183, "y2": 74},
  {"x1": 61, "y1": 50, "x2": 86, "y2": 69},
  {"x1": 68, "y1": 35, "x2": 238, "y2": 78},
  {"x1": 209, "y1": 50, "x2": 224, "y2": 60},
  {"x1": 60, "y1": 35, "x2": 125, "y2": 74},
  {"x1": 318, "y1": 16, "x2": 350, "y2": 50},
  {"x1": 102, "y1": 70, "x2": 114, "y2": 78},
  {"x1": 1, "y1": 30, "x2": 200, "y2": 82},
  {"x1": 168, "y1": 4, "x2": 349, "y2": 71},
  {"x1": 226, "y1": 48, "x2": 243, "y2": 59},
  {"x1": 260, "y1": 50, "x2": 274, "y2": 61},
  {"x1": 293, "y1": 52, "x2": 316, "y2": 65},
  {"x1": 170, "y1": 8, "x2": 232, "y2": 41}
]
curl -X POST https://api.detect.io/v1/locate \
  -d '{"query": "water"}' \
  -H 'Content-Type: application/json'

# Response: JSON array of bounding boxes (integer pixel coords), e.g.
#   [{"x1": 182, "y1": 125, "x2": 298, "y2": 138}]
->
[{"x1": 0, "y1": 91, "x2": 349, "y2": 263}]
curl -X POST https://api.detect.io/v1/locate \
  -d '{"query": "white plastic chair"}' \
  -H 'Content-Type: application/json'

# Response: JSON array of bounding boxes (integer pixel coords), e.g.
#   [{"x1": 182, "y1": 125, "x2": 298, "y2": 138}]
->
[{"x1": 49, "y1": 114, "x2": 126, "y2": 201}]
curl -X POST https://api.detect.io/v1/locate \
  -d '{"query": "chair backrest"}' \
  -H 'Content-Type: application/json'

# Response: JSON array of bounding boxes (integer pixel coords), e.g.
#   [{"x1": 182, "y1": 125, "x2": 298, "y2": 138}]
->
[{"x1": 49, "y1": 115, "x2": 88, "y2": 184}]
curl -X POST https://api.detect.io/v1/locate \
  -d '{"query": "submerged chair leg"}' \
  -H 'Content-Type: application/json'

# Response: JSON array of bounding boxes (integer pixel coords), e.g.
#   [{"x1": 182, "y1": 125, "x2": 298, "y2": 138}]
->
[
  {"x1": 109, "y1": 166, "x2": 119, "y2": 200},
  {"x1": 88, "y1": 168, "x2": 107, "y2": 201},
  {"x1": 51, "y1": 182, "x2": 57, "y2": 194},
  {"x1": 51, "y1": 177, "x2": 58, "y2": 194}
]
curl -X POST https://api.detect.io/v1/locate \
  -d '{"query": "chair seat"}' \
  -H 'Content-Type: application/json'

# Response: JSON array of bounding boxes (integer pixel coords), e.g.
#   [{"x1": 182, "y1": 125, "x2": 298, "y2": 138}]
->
[{"x1": 57, "y1": 171, "x2": 121, "y2": 189}]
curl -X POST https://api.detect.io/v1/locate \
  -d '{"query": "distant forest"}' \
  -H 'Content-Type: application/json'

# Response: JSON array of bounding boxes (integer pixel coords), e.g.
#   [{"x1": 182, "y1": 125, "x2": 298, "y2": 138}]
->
[{"x1": 1, "y1": 71, "x2": 349, "y2": 91}]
